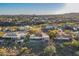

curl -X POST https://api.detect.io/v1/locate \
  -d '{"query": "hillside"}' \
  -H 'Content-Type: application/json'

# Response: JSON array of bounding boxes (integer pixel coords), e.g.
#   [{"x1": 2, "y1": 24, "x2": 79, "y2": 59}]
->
[{"x1": 0, "y1": 13, "x2": 79, "y2": 26}]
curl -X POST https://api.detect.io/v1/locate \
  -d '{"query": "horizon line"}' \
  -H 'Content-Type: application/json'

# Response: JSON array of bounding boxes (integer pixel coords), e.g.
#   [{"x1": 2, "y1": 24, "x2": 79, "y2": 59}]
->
[{"x1": 0, "y1": 12, "x2": 79, "y2": 15}]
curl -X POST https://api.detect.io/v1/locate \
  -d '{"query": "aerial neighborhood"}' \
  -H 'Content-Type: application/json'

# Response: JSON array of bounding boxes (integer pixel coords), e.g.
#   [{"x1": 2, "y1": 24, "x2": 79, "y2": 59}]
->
[{"x1": 0, "y1": 14, "x2": 79, "y2": 56}]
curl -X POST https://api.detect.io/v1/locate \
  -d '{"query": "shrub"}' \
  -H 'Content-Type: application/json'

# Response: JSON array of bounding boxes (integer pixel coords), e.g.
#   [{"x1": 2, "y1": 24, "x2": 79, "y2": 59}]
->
[
  {"x1": 44, "y1": 44, "x2": 56, "y2": 55},
  {"x1": 71, "y1": 40, "x2": 79, "y2": 47},
  {"x1": 48, "y1": 30, "x2": 58, "y2": 39},
  {"x1": 63, "y1": 42, "x2": 71, "y2": 46},
  {"x1": 63, "y1": 40, "x2": 79, "y2": 47}
]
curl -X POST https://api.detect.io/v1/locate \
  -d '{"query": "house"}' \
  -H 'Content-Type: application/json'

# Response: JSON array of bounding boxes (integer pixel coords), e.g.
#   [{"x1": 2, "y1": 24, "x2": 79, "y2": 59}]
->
[
  {"x1": 0, "y1": 37, "x2": 4, "y2": 46},
  {"x1": 54, "y1": 36, "x2": 72, "y2": 45},
  {"x1": 54, "y1": 29, "x2": 72, "y2": 45},
  {"x1": 42, "y1": 25, "x2": 55, "y2": 32},
  {"x1": 63, "y1": 25, "x2": 77, "y2": 31},
  {"x1": 76, "y1": 27, "x2": 79, "y2": 31},
  {"x1": 29, "y1": 34, "x2": 49, "y2": 43},
  {"x1": 28, "y1": 33, "x2": 50, "y2": 50},
  {"x1": 0, "y1": 37, "x2": 15, "y2": 47},
  {"x1": 18, "y1": 26, "x2": 26, "y2": 31},
  {"x1": 2, "y1": 31, "x2": 26, "y2": 44},
  {"x1": 74, "y1": 32, "x2": 79, "y2": 40}
]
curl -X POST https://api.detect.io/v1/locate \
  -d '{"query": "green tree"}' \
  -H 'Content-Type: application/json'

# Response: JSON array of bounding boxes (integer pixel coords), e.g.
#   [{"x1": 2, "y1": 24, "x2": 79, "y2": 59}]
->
[
  {"x1": 63, "y1": 40, "x2": 79, "y2": 47},
  {"x1": 48, "y1": 30, "x2": 58, "y2": 40},
  {"x1": 71, "y1": 40, "x2": 79, "y2": 47},
  {"x1": 44, "y1": 44, "x2": 56, "y2": 56}
]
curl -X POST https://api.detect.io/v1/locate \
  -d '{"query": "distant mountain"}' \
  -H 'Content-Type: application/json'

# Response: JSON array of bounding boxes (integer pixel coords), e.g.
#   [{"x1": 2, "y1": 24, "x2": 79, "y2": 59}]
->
[{"x1": 0, "y1": 13, "x2": 79, "y2": 23}]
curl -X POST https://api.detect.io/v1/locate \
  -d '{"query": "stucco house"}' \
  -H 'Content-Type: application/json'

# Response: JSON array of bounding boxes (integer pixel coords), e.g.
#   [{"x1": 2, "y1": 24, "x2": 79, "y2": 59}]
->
[
  {"x1": 54, "y1": 36, "x2": 72, "y2": 45},
  {"x1": 28, "y1": 33, "x2": 50, "y2": 50},
  {"x1": 2, "y1": 32, "x2": 26, "y2": 44}
]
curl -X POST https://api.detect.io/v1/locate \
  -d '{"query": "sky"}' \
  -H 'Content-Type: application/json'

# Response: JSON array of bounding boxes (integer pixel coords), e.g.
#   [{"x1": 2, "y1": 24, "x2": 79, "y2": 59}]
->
[
  {"x1": 55, "y1": 3, "x2": 79, "y2": 14},
  {"x1": 0, "y1": 3, "x2": 79, "y2": 15}
]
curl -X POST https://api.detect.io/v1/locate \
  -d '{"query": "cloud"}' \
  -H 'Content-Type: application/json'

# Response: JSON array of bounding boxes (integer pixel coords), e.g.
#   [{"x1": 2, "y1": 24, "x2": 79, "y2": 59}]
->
[{"x1": 54, "y1": 3, "x2": 79, "y2": 14}]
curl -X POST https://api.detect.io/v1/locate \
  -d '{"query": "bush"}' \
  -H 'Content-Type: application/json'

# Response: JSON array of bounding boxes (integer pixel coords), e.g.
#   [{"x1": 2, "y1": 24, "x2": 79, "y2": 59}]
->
[
  {"x1": 20, "y1": 47, "x2": 28, "y2": 52},
  {"x1": 63, "y1": 40, "x2": 79, "y2": 47},
  {"x1": 63, "y1": 42, "x2": 71, "y2": 46},
  {"x1": 71, "y1": 40, "x2": 79, "y2": 47},
  {"x1": 75, "y1": 51, "x2": 79, "y2": 56},
  {"x1": 44, "y1": 45, "x2": 56, "y2": 55},
  {"x1": 18, "y1": 47, "x2": 31, "y2": 55},
  {"x1": 48, "y1": 30, "x2": 58, "y2": 39}
]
